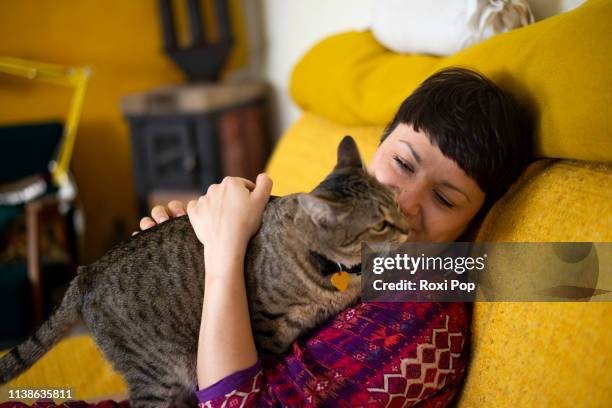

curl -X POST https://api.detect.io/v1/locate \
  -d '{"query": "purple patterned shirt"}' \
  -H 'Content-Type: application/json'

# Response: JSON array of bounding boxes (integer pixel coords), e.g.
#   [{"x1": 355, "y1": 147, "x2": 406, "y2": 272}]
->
[{"x1": 195, "y1": 301, "x2": 471, "y2": 407}]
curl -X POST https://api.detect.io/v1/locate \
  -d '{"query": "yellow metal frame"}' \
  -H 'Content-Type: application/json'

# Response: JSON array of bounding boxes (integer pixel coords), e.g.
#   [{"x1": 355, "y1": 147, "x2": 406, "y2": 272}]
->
[{"x1": 0, "y1": 57, "x2": 91, "y2": 186}]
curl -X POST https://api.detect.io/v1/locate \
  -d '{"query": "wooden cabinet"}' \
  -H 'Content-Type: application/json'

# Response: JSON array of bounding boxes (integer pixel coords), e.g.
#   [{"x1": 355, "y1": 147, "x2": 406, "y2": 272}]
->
[{"x1": 122, "y1": 82, "x2": 270, "y2": 215}]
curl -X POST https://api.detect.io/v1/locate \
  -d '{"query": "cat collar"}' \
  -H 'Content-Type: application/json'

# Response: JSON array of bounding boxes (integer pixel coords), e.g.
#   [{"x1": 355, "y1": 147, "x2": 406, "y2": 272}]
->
[{"x1": 309, "y1": 250, "x2": 362, "y2": 276}]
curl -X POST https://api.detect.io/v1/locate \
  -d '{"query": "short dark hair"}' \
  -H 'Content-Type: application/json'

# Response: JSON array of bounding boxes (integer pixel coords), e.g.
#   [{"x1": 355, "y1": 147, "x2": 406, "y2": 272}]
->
[{"x1": 380, "y1": 67, "x2": 533, "y2": 218}]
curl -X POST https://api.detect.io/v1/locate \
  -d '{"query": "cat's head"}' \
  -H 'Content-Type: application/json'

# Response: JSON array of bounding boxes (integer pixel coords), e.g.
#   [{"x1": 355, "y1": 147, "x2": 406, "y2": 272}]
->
[{"x1": 297, "y1": 135, "x2": 411, "y2": 268}]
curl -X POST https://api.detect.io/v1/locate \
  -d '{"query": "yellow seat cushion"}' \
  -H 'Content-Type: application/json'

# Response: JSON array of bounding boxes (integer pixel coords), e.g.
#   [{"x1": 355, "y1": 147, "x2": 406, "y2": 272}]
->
[
  {"x1": 461, "y1": 302, "x2": 612, "y2": 407},
  {"x1": 290, "y1": 0, "x2": 612, "y2": 162},
  {"x1": 476, "y1": 160, "x2": 612, "y2": 242},
  {"x1": 0, "y1": 334, "x2": 127, "y2": 403},
  {"x1": 459, "y1": 160, "x2": 612, "y2": 406},
  {"x1": 266, "y1": 112, "x2": 385, "y2": 196}
]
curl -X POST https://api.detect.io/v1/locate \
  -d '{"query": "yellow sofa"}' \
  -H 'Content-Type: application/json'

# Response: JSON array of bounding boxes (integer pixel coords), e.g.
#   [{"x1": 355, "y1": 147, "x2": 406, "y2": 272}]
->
[{"x1": 2, "y1": 0, "x2": 611, "y2": 406}]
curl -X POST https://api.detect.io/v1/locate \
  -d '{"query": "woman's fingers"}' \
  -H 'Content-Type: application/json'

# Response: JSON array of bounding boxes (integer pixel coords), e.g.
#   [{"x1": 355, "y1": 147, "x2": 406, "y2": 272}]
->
[
  {"x1": 151, "y1": 205, "x2": 170, "y2": 223},
  {"x1": 223, "y1": 176, "x2": 256, "y2": 191},
  {"x1": 139, "y1": 216, "x2": 157, "y2": 231},
  {"x1": 137, "y1": 176, "x2": 264, "y2": 237},
  {"x1": 187, "y1": 199, "x2": 196, "y2": 211},
  {"x1": 168, "y1": 200, "x2": 187, "y2": 217},
  {"x1": 135, "y1": 200, "x2": 185, "y2": 236},
  {"x1": 206, "y1": 177, "x2": 257, "y2": 197},
  {"x1": 251, "y1": 173, "x2": 273, "y2": 207}
]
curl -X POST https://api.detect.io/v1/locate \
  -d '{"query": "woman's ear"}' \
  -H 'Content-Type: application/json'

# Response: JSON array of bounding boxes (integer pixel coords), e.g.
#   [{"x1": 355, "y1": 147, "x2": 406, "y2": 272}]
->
[{"x1": 297, "y1": 194, "x2": 343, "y2": 227}]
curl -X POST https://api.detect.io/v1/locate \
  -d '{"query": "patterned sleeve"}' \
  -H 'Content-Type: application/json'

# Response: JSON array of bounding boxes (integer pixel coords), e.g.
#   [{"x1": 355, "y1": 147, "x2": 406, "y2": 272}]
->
[
  {"x1": 195, "y1": 358, "x2": 265, "y2": 407},
  {"x1": 195, "y1": 301, "x2": 471, "y2": 407}
]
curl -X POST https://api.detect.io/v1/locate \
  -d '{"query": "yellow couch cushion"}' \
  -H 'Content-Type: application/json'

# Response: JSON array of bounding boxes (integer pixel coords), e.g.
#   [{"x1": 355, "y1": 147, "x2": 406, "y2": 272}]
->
[
  {"x1": 455, "y1": 159, "x2": 612, "y2": 406},
  {"x1": 290, "y1": 0, "x2": 612, "y2": 162},
  {"x1": 0, "y1": 334, "x2": 127, "y2": 403},
  {"x1": 476, "y1": 160, "x2": 612, "y2": 242},
  {"x1": 461, "y1": 302, "x2": 612, "y2": 407},
  {"x1": 266, "y1": 112, "x2": 385, "y2": 196}
]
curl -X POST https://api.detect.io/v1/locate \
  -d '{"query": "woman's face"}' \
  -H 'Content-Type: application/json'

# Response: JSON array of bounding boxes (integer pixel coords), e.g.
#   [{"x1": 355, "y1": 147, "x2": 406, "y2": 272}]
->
[{"x1": 368, "y1": 123, "x2": 485, "y2": 242}]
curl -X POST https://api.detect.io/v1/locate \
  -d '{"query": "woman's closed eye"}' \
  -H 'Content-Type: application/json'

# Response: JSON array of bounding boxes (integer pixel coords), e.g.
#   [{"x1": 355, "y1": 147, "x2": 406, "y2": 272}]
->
[
  {"x1": 434, "y1": 190, "x2": 455, "y2": 208},
  {"x1": 393, "y1": 155, "x2": 415, "y2": 174},
  {"x1": 391, "y1": 153, "x2": 457, "y2": 208}
]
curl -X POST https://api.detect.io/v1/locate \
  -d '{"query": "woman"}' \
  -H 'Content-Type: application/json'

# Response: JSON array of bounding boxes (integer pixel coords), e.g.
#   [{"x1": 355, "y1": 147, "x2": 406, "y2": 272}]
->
[{"x1": 138, "y1": 68, "x2": 531, "y2": 407}]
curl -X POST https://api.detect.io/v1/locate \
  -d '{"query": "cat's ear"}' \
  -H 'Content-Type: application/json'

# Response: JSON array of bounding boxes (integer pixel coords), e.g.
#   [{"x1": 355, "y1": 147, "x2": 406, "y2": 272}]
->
[
  {"x1": 297, "y1": 194, "x2": 345, "y2": 227},
  {"x1": 335, "y1": 135, "x2": 364, "y2": 170}
]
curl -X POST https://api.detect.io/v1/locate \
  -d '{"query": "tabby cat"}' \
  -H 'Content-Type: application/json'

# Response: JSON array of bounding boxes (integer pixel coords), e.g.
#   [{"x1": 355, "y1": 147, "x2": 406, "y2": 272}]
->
[{"x1": 0, "y1": 136, "x2": 410, "y2": 407}]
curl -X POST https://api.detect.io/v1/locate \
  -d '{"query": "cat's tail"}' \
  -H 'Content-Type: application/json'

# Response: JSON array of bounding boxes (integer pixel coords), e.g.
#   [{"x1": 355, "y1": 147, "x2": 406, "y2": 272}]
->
[{"x1": 0, "y1": 267, "x2": 85, "y2": 384}]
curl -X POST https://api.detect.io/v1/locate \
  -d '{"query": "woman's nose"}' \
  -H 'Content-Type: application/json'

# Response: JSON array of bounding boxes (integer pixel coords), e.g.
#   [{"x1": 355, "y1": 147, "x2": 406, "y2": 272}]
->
[{"x1": 396, "y1": 185, "x2": 425, "y2": 217}]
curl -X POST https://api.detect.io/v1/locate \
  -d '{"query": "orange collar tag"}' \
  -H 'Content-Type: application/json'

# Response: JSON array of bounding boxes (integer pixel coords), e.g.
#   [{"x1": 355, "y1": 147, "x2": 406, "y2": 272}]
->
[{"x1": 331, "y1": 271, "x2": 350, "y2": 292}]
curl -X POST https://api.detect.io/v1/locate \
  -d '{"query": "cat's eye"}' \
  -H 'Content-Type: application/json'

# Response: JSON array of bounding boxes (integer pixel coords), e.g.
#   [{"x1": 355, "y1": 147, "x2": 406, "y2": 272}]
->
[{"x1": 374, "y1": 220, "x2": 391, "y2": 232}]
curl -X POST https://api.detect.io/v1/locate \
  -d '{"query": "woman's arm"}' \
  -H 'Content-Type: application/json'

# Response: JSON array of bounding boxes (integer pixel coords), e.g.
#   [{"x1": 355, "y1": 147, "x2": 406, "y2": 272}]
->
[
  {"x1": 196, "y1": 249, "x2": 258, "y2": 388},
  {"x1": 187, "y1": 174, "x2": 272, "y2": 389}
]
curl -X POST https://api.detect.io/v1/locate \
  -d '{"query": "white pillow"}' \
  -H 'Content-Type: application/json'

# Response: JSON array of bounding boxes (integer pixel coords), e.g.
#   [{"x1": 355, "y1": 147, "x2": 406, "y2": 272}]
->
[{"x1": 371, "y1": 0, "x2": 534, "y2": 56}]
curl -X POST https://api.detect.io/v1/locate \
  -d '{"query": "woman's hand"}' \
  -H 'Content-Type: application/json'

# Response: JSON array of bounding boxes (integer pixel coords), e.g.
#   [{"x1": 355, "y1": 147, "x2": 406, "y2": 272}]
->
[
  {"x1": 132, "y1": 200, "x2": 187, "y2": 235},
  {"x1": 187, "y1": 174, "x2": 273, "y2": 265}
]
